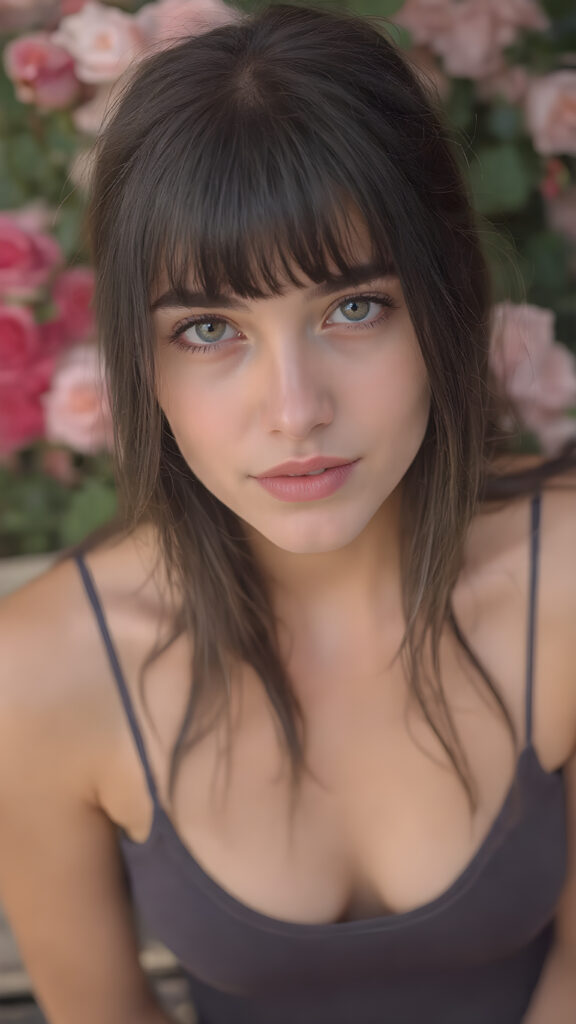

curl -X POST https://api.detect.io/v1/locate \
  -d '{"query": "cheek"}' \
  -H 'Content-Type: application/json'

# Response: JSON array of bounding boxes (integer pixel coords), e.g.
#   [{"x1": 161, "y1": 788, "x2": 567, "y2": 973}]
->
[
  {"x1": 157, "y1": 367, "x2": 237, "y2": 474},
  {"x1": 357, "y1": 332, "x2": 430, "y2": 437}
]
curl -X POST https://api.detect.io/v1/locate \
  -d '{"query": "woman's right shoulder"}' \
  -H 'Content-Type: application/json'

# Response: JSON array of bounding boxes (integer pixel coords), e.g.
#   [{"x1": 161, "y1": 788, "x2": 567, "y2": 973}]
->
[{"x1": 0, "y1": 524, "x2": 169, "y2": 771}]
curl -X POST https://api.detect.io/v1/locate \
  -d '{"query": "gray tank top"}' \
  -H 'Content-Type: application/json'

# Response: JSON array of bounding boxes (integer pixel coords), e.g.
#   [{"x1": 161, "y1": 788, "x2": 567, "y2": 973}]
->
[{"x1": 75, "y1": 492, "x2": 566, "y2": 1023}]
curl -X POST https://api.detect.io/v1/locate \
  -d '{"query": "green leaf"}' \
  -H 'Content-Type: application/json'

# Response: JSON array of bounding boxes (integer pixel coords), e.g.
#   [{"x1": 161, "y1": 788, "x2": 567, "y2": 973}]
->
[
  {"x1": 45, "y1": 114, "x2": 81, "y2": 170},
  {"x1": 445, "y1": 79, "x2": 475, "y2": 132},
  {"x1": 485, "y1": 103, "x2": 523, "y2": 143},
  {"x1": 0, "y1": 136, "x2": 27, "y2": 207},
  {"x1": 542, "y1": 0, "x2": 576, "y2": 18},
  {"x1": 59, "y1": 479, "x2": 117, "y2": 547},
  {"x1": 0, "y1": 467, "x2": 69, "y2": 556},
  {"x1": 0, "y1": 171, "x2": 27, "y2": 208},
  {"x1": 520, "y1": 230, "x2": 570, "y2": 301},
  {"x1": 55, "y1": 195, "x2": 88, "y2": 262},
  {"x1": 9, "y1": 131, "x2": 44, "y2": 175},
  {"x1": 469, "y1": 144, "x2": 534, "y2": 216},
  {"x1": 0, "y1": 64, "x2": 24, "y2": 132},
  {"x1": 481, "y1": 228, "x2": 526, "y2": 304},
  {"x1": 345, "y1": 0, "x2": 405, "y2": 17}
]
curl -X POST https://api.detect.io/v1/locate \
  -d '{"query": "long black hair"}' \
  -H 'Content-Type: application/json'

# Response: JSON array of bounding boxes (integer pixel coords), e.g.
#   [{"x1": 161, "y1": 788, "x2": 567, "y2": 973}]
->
[{"x1": 88, "y1": 3, "x2": 576, "y2": 809}]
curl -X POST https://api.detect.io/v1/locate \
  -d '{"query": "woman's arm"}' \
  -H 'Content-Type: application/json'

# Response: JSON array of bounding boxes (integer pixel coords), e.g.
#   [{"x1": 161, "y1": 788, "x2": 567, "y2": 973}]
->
[
  {"x1": 521, "y1": 946, "x2": 576, "y2": 1023},
  {"x1": 522, "y1": 745, "x2": 576, "y2": 1023},
  {"x1": 0, "y1": 727, "x2": 173, "y2": 1024},
  {"x1": 0, "y1": 577, "x2": 175, "y2": 1024}
]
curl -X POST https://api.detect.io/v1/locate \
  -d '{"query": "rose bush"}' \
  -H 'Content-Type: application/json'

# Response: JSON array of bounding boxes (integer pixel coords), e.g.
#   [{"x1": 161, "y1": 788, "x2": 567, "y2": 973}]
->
[
  {"x1": 525, "y1": 71, "x2": 576, "y2": 156},
  {"x1": 490, "y1": 302, "x2": 576, "y2": 453},
  {"x1": 397, "y1": 0, "x2": 549, "y2": 80},
  {"x1": 52, "y1": 2, "x2": 144, "y2": 83},
  {"x1": 0, "y1": 211, "x2": 61, "y2": 298},
  {"x1": 43, "y1": 343, "x2": 112, "y2": 454},
  {"x1": 0, "y1": 0, "x2": 575, "y2": 555},
  {"x1": 4, "y1": 32, "x2": 81, "y2": 108}
]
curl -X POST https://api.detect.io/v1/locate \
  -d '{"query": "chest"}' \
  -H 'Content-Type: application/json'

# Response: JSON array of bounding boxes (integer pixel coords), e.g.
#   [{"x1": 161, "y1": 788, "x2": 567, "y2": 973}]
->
[{"x1": 101, "y1": 584, "x2": 570, "y2": 926}]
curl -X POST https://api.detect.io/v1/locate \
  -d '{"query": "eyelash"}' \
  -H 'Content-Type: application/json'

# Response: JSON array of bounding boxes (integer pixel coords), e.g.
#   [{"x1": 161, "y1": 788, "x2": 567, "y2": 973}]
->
[{"x1": 167, "y1": 292, "x2": 398, "y2": 355}]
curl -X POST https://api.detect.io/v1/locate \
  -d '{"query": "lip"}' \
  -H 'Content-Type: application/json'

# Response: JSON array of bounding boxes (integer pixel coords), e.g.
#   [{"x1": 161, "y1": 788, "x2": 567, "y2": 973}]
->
[
  {"x1": 254, "y1": 461, "x2": 359, "y2": 502},
  {"x1": 254, "y1": 456, "x2": 358, "y2": 478}
]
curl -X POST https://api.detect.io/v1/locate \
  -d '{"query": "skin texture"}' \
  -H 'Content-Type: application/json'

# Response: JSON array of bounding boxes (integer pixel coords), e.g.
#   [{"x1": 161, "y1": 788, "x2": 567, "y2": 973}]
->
[{"x1": 153, "y1": 240, "x2": 430, "y2": 598}]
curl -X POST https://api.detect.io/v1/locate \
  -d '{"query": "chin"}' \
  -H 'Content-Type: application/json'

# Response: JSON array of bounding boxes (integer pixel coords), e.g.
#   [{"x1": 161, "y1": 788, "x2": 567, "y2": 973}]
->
[{"x1": 249, "y1": 507, "x2": 378, "y2": 556}]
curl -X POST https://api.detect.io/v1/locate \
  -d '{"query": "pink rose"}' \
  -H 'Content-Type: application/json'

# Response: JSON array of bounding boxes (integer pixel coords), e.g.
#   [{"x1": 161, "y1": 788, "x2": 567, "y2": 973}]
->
[
  {"x1": 137, "y1": 0, "x2": 238, "y2": 50},
  {"x1": 0, "y1": 304, "x2": 39, "y2": 374},
  {"x1": 540, "y1": 158, "x2": 570, "y2": 202},
  {"x1": 395, "y1": 0, "x2": 453, "y2": 48},
  {"x1": 38, "y1": 318, "x2": 73, "y2": 359},
  {"x1": 4, "y1": 32, "x2": 81, "y2": 110},
  {"x1": 25, "y1": 354, "x2": 57, "y2": 395},
  {"x1": 0, "y1": 302, "x2": 56, "y2": 455},
  {"x1": 525, "y1": 72, "x2": 576, "y2": 156},
  {"x1": 52, "y1": 1, "x2": 144, "y2": 84},
  {"x1": 0, "y1": 386, "x2": 45, "y2": 456},
  {"x1": 8, "y1": 201, "x2": 55, "y2": 235},
  {"x1": 52, "y1": 267, "x2": 95, "y2": 343},
  {"x1": 60, "y1": 0, "x2": 89, "y2": 13},
  {"x1": 0, "y1": 305, "x2": 52, "y2": 457},
  {"x1": 490, "y1": 302, "x2": 576, "y2": 454},
  {"x1": 0, "y1": 213, "x2": 61, "y2": 300},
  {"x1": 43, "y1": 344, "x2": 112, "y2": 454},
  {"x1": 398, "y1": 0, "x2": 548, "y2": 81},
  {"x1": 435, "y1": 0, "x2": 548, "y2": 80}
]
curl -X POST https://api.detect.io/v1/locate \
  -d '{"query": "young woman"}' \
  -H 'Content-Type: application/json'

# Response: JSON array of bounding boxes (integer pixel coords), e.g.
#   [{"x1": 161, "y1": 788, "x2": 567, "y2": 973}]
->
[{"x1": 0, "y1": 5, "x2": 575, "y2": 1023}]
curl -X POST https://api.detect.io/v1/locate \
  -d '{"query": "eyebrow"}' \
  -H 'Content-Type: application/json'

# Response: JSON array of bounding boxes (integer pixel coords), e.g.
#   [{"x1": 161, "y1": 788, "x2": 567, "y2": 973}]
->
[{"x1": 150, "y1": 260, "x2": 396, "y2": 313}]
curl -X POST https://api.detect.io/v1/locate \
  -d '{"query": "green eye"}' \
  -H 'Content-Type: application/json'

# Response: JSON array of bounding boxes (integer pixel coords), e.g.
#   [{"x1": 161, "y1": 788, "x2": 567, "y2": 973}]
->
[
  {"x1": 340, "y1": 299, "x2": 372, "y2": 322},
  {"x1": 194, "y1": 320, "x2": 229, "y2": 343},
  {"x1": 327, "y1": 294, "x2": 395, "y2": 329}
]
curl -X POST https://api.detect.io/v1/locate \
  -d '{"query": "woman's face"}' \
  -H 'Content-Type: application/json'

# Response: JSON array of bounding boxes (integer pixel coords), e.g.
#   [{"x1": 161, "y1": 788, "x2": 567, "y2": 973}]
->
[{"x1": 153, "y1": 233, "x2": 430, "y2": 556}]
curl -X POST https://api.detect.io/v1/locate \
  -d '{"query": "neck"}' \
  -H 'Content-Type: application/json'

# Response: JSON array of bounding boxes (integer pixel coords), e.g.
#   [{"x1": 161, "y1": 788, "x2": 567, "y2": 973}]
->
[{"x1": 247, "y1": 484, "x2": 404, "y2": 639}]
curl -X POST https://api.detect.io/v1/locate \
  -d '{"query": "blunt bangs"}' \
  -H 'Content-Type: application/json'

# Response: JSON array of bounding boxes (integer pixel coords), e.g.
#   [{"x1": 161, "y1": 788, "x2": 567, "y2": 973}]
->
[
  {"x1": 156, "y1": 174, "x2": 394, "y2": 306},
  {"x1": 136, "y1": 98, "x2": 397, "y2": 305},
  {"x1": 97, "y1": 10, "x2": 429, "y2": 308}
]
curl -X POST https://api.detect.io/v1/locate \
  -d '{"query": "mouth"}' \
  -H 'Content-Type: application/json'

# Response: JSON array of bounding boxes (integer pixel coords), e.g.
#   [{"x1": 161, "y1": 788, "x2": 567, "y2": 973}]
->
[
  {"x1": 252, "y1": 460, "x2": 360, "y2": 503},
  {"x1": 255, "y1": 457, "x2": 358, "y2": 479}
]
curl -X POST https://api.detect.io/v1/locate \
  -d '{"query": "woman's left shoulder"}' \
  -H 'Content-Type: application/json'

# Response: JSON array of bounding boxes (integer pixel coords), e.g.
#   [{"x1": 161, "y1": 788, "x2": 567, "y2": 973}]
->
[
  {"x1": 476, "y1": 454, "x2": 576, "y2": 587},
  {"x1": 469, "y1": 455, "x2": 576, "y2": 770},
  {"x1": 526, "y1": 460, "x2": 576, "y2": 766},
  {"x1": 535, "y1": 460, "x2": 576, "y2": 601}
]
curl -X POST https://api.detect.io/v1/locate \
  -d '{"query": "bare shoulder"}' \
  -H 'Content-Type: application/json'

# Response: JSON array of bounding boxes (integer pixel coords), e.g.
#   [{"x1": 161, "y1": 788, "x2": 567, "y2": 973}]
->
[
  {"x1": 467, "y1": 456, "x2": 576, "y2": 769},
  {"x1": 0, "y1": 531, "x2": 171, "y2": 1023},
  {"x1": 480, "y1": 458, "x2": 576, "y2": 599},
  {"x1": 537, "y1": 465, "x2": 576, "y2": 600},
  {"x1": 0, "y1": 555, "x2": 98, "y2": 724},
  {"x1": 0, "y1": 524, "x2": 167, "y2": 798},
  {"x1": 470, "y1": 455, "x2": 576, "y2": 580}
]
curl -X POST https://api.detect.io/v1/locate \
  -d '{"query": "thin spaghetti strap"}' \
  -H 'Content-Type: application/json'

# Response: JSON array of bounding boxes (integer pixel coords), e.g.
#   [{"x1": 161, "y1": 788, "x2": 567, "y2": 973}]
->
[
  {"x1": 74, "y1": 552, "x2": 160, "y2": 806},
  {"x1": 525, "y1": 492, "x2": 542, "y2": 747}
]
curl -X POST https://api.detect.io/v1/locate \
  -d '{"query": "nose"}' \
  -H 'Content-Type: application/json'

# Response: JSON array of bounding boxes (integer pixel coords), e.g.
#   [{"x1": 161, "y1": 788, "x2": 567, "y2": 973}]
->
[{"x1": 261, "y1": 336, "x2": 334, "y2": 440}]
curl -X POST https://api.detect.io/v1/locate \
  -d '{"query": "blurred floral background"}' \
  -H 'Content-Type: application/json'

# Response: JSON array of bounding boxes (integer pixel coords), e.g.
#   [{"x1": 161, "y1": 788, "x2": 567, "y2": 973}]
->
[{"x1": 0, "y1": 0, "x2": 575, "y2": 558}]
